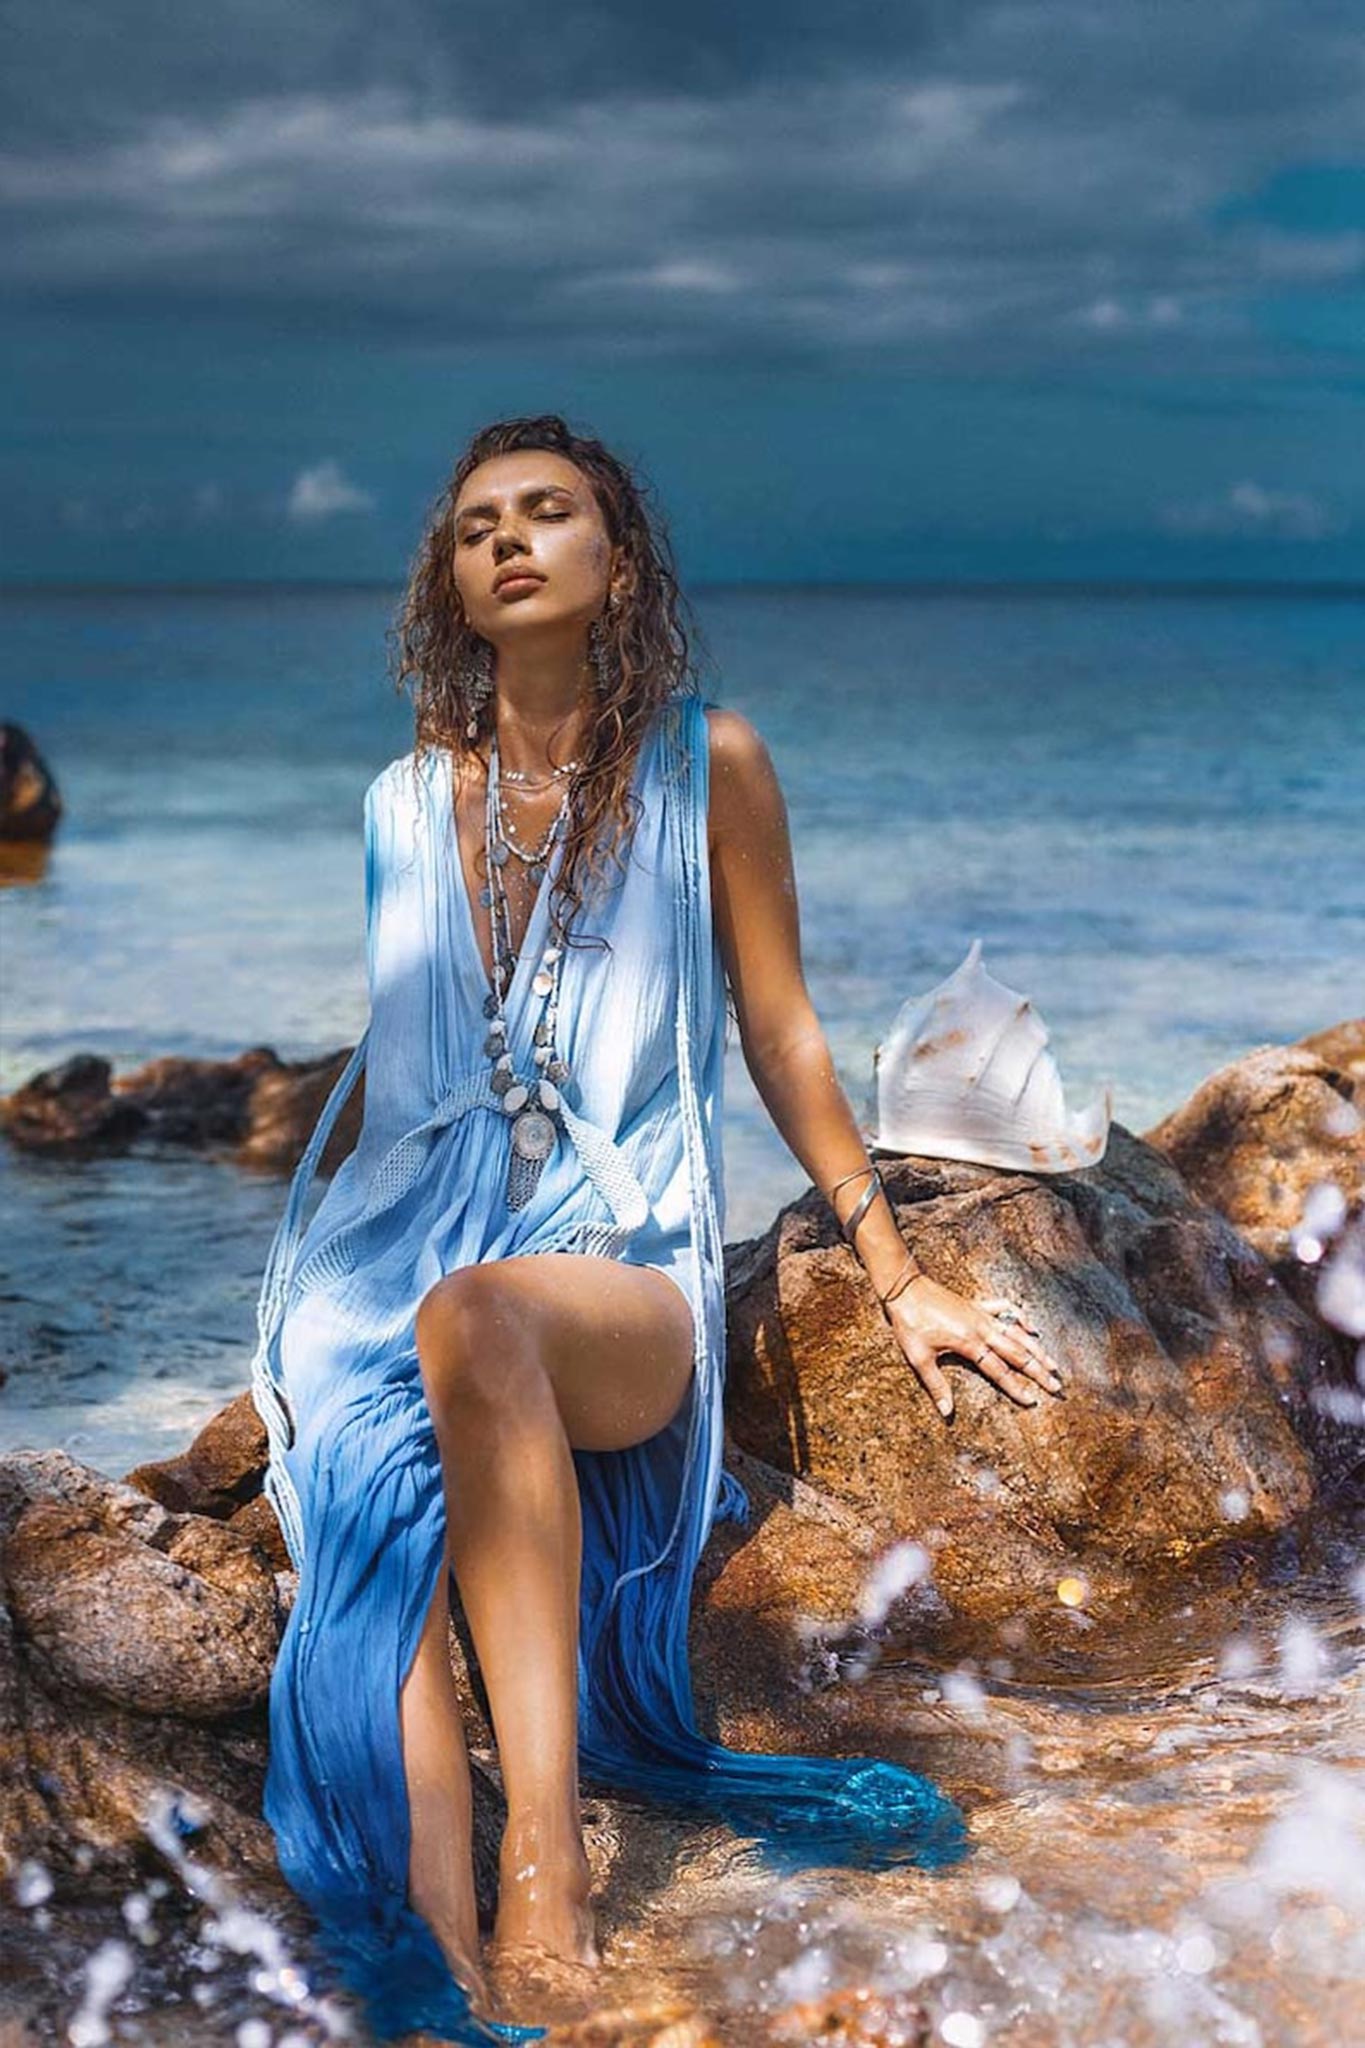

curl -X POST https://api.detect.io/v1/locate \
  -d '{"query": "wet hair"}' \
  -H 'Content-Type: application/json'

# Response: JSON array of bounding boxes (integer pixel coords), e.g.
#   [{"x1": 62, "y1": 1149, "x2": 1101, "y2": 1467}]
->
[{"x1": 388, "y1": 412, "x2": 712, "y2": 949}]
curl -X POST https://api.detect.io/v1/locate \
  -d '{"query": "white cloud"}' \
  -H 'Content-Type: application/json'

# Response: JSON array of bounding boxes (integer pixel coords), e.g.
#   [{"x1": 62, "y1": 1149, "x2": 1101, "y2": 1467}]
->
[
  {"x1": 1159, "y1": 480, "x2": 1349, "y2": 542},
  {"x1": 286, "y1": 460, "x2": 374, "y2": 523}
]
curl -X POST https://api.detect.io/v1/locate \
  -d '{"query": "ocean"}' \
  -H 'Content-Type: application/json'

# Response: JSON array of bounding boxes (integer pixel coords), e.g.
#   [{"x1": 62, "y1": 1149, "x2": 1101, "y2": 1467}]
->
[{"x1": 1, "y1": 582, "x2": 1361, "y2": 1471}]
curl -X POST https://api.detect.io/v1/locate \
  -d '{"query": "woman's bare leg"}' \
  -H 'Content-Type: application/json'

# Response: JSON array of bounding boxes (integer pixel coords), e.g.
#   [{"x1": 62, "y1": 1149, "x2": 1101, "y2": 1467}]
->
[
  {"x1": 413, "y1": 1253, "x2": 694, "y2": 1971},
  {"x1": 399, "y1": 1531, "x2": 490, "y2": 2012}
]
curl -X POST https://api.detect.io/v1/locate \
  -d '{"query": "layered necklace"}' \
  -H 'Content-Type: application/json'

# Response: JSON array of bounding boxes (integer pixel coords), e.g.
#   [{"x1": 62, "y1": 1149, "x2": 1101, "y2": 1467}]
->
[{"x1": 476, "y1": 737, "x2": 580, "y2": 1211}]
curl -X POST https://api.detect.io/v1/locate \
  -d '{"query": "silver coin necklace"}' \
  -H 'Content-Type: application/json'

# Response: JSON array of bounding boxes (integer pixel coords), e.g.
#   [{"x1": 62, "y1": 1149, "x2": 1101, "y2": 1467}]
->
[{"x1": 476, "y1": 735, "x2": 574, "y2": 1211}]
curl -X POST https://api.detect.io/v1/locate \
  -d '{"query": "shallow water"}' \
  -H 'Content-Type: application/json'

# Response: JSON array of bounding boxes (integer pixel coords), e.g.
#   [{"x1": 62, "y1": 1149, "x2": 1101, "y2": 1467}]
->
[{"x1": 6, "y1": 1526, "x2": 1363, "y2": 2047}]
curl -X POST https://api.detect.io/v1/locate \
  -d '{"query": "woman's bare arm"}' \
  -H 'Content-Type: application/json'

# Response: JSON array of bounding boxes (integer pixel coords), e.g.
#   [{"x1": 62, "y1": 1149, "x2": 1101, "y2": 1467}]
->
[{"x1": 704, "y1": 705, "x2": 1065, "y2": 1420}]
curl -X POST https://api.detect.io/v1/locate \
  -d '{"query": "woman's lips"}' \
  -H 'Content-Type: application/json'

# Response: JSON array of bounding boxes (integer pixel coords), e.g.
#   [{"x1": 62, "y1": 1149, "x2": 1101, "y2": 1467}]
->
[{"x1": 494, "y1": 574, "x2": 546, "y2": 599}]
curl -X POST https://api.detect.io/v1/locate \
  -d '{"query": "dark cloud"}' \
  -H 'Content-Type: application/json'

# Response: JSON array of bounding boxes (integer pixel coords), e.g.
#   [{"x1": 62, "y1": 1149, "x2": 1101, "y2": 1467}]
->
[
  {"x1": 0, "y1": 0, "x2": 965, "y2": 147},
  {"x1": 1, "y1": 1, "x2": 1361, "y2": 380}
]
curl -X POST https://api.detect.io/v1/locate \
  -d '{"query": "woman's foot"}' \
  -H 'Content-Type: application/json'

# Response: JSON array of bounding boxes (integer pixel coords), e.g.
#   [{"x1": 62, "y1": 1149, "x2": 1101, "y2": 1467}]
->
[
  {"x1": 424, "y1": 1913, "x2": 493, "y2": 2022},
  {"x1": 490, "y1": 1817, "x2": 600, "y2": 1973}
]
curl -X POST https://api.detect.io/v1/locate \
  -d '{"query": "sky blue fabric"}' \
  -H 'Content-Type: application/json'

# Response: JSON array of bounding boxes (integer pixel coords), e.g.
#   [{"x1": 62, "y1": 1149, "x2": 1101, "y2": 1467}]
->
[{"x1": 249, "y1": 691, "x2": 968, "y2": 2044}]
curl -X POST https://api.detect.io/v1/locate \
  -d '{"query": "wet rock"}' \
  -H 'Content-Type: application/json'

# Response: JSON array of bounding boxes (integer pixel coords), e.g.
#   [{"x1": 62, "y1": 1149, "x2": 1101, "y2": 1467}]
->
[
  {"x1": 1142, "y1": 1021, "x2": 1364, "y2": 1322},
  {"x1": 0, "y1": 724, "x2": 61, "y2": 843},
  {"x1": 235, "y1": 1047, "x2": 365, "y2": 1173},
  {"x1": 722, "y1": 1116, "x2": 1355, "y2": 1636},
  {"x1": 0, "y1": 1042, "x2": 363, "y2": 1170}
]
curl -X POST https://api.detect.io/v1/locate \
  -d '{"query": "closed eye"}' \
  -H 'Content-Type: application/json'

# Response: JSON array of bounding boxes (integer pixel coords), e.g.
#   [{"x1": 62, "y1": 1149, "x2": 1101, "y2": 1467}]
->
[{"x1": 460, "y1": 511, "x2": 570, "y2": 544}]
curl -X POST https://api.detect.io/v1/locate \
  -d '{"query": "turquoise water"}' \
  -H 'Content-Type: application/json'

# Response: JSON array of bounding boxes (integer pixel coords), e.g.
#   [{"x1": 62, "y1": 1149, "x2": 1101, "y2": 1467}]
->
[{"x1": 2, "y1": 584, "x2": 1361, "y2": 1472}]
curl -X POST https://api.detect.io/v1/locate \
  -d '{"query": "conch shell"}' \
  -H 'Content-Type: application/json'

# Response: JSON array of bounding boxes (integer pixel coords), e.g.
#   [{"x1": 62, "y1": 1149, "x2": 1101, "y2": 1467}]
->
[{"x1": 864, "y1": 938, "x2": 1113, "y2": 1173}]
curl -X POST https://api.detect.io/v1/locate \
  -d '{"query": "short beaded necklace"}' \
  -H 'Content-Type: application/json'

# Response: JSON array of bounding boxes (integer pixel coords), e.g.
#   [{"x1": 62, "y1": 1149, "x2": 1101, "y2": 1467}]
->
[{"x1": 477, "y1": 734, "x2": 576, "y2": 1211}]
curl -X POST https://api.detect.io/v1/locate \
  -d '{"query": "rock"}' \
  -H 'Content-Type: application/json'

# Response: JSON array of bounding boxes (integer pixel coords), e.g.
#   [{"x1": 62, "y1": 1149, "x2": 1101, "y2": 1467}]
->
[
  {"x1": 0, "y1": 1043, "x2": 363, "y2": 1170},
  {"x1": 126, "y1": 1389, "x2": 271, "y2": 1524},
  {"x1": 235, "y1": 1049, "x2": 365, "y2": 1174},
  {"x1": 9, "y1": 1020, "x2": 1362, "y2": 2036},
  {"x1": 0, "y1": 1449, "x2": 505, "y2": 1920},
  {"x1": 0, "y1": 724, "x2": 61, "y2": 843},
  {"x1": 722, "y1": 1117, "x2": 1356, "y2": 1636},
  {"x1": 0, "y1": 1054, "x2": 148, "y2": 1151},
  {"x1": 0, "y1": 1451, "x2": 280, "y2": 1719},
  {"x1": 1142, "y1": 1023, "x2": 1364, "y2": 1323}
]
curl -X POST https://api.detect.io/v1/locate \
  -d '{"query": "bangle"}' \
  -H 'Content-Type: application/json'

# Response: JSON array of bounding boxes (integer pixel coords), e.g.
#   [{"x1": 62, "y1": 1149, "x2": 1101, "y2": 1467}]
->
[
  {"x1": 828, "y1": 1163, "x2": 884, "y2": 1247},
  {"x1": 876, "y1": 1251, "x2": 924, "y2": 1315}
]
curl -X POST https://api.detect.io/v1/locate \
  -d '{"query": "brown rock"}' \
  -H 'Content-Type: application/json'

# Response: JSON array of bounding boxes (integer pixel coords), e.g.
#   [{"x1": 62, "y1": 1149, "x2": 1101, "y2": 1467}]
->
[
  {"x1": 0, "y1": 1043, "x2": 362, "y2": 1173},
  {"x1": 0, "y1": 1054, "x2": 147, "y2": 1151},
  {"x1": 237, "y1": 1046, "x2": 365, "y2": 1174},
  {"x1": 1141, "y1": 1027, "x2": 1364, "y2": 1322},
  {"x1": 126, "y1": 1388, "x2": 269, "y2": 1519},
  {"x1": 722, "y1": 1121, "x2": 1352, "y2": 1634},
  {"x1": 0, "y1": 723, "x2": 61, "y2": 843},
  {"x1": 0, "y1": 1450, "x2": 505, "y2": 1921},
  {"x1": 0, "y1": 1590, "x2": 282, "y2": 1892},
  {"x1": 1297, "y1": 1017, "x2": 1365, "y2": 1090},
  {"x1": 1, "y1": 1451, "x2": 280, "y2": 1719}
]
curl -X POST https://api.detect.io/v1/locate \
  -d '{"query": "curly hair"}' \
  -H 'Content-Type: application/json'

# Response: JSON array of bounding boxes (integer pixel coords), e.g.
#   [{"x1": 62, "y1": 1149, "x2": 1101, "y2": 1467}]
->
[{"x1": 386, "y1": 413, "x2": 713, "y2": 954}]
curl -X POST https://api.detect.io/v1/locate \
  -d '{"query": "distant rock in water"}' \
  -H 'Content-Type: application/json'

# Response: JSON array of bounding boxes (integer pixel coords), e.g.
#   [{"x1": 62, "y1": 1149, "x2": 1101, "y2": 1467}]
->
[
  {"x1": 0, "y1": 1041, "x2": 364, "y2": 1169},
  {"x1": 0, "y1": 722, "x2": 62, "y2": 843}
]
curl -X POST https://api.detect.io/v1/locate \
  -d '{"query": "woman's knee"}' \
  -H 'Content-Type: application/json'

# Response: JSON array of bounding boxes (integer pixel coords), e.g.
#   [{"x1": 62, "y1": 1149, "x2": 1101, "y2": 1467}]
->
[{"x1": 415, "y1": 1266, "x2": 546, "y2": 1422}]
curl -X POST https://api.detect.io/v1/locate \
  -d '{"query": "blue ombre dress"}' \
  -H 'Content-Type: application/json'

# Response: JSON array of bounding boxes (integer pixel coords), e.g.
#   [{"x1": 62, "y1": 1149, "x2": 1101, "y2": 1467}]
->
[{"x1": 249, "y1": 692, "x2": 967, "y2": 2045}]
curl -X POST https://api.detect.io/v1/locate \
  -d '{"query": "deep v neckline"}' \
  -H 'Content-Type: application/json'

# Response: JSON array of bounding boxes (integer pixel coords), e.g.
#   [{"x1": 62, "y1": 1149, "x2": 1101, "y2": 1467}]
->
[
  {"x1": 444, "y1": 749, "x2": 563, "y2": 1021},
  {"x1": 441, "y1": 706, "x2": 667, "y2": 1036}
]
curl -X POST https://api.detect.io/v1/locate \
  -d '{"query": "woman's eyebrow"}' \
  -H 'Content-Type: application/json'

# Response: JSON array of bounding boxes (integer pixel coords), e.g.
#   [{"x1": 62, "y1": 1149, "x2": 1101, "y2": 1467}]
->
[{"x1": 455, "y1": 484, "x2": 576, "y2": 523}]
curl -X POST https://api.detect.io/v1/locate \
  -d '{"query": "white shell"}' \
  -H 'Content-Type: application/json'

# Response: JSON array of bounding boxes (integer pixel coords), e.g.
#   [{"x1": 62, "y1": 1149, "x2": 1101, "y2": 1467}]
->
[{"x1": 865, "y1": 937, "x2": 1113, "y2": 1173}]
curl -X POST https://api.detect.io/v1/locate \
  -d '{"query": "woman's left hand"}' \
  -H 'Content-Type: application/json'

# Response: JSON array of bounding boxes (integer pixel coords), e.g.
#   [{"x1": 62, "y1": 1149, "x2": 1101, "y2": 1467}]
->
[{"x1": 882, "y1": 1275, "x2": 1066, "y2": 1421}]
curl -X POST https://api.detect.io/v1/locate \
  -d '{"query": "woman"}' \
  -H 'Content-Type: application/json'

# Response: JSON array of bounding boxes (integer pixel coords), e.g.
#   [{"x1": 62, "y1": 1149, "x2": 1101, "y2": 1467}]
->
[{"x1": 250, "y1": 414, "x2": 1065, "y2": 2043}]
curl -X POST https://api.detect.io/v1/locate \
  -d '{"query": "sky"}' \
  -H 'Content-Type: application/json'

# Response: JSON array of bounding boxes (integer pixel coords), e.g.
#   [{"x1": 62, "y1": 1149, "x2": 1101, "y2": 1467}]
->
[{"x1": 2, "y1": 1, "x2": 1362, "y2": 587}]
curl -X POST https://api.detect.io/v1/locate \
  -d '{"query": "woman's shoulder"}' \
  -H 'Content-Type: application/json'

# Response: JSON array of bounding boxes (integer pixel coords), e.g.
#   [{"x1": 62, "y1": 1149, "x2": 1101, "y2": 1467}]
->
[
  {"x1": 698, "y1": 702, "x2": 777, "y2": 791},
  {"x1": 365, "y1": 748, "x2": 437, "y2": 808}
]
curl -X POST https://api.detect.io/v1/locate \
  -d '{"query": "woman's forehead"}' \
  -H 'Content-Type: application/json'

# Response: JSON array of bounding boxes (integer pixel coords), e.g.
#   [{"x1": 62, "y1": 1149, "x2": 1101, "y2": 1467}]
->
[{"x1": 456, "y1": 451, "x2": 586, "y2": 512}]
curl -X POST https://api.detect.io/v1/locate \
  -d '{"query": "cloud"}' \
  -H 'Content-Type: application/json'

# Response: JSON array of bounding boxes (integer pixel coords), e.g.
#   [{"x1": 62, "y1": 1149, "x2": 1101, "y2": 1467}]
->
[
  {"x1": 2, "y1": 2, "x2": 1362, "y2": 376},
  {"x1": 286, "y1": 461, "x2": 375, "y2": 522},
  {"x1": 1158, "y1": 480, "x2": 1349, "y2": 541}
]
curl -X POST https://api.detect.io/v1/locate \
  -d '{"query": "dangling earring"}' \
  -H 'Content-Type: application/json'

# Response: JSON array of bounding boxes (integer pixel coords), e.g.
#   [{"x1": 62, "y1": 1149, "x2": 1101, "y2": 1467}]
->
[
  {"x1": 588, "y1": 589, "x2": 621, "y2": 694},
  {"x1": 460, "y1": 637, "x2": 495, "y2": 739}
]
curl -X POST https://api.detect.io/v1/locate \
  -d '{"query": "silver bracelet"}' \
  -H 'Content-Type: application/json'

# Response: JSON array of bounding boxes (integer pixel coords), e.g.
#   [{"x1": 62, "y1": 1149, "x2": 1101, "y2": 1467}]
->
[{"x1": 828, "y1": 1162, "x2": 884, "y2": 1246}]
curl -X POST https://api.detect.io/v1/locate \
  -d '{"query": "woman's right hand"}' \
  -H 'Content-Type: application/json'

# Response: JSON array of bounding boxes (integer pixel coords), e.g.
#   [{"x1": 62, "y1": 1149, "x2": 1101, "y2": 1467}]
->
[{"x1": 883, "y1": 1275, "x2": 1066, "y2": 1420}]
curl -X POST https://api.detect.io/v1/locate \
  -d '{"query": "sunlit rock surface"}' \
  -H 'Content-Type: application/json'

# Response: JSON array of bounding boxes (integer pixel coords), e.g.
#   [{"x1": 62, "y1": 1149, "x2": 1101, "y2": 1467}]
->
[
  {"x1": 1142, "y1": 1018, "x2": 1364, "y2": 1318},
  {"x1": 723, "y1": 1124, "x2": 1355, "y2": 1638}
]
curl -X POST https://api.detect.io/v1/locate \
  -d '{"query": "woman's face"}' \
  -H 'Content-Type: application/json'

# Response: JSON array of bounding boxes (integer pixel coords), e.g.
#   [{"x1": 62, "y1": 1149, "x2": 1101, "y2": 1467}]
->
[{"x1": 451, "y1": 449, "x2": 621, "y2": 644}]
